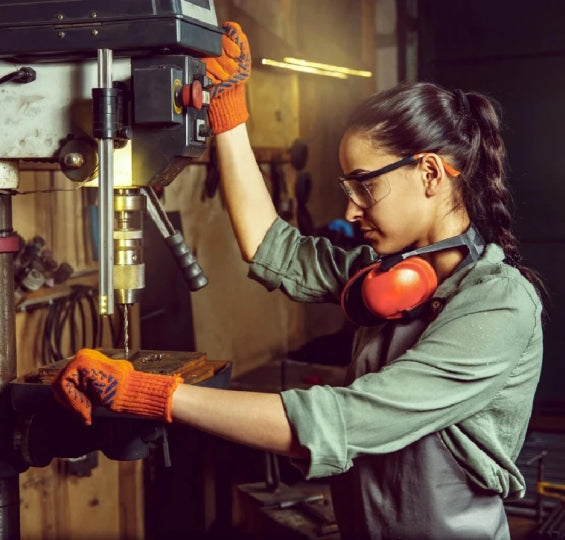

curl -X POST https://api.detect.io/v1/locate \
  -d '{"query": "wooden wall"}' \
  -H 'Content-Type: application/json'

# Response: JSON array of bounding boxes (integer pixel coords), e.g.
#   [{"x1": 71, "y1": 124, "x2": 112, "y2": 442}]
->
[{"x1": 8, "y1": 0, "x2": 382, "y2": 536}]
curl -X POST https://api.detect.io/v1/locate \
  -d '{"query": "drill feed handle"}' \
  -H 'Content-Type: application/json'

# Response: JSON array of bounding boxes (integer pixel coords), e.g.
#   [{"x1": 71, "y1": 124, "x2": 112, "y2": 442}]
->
[{"x1": 165, "y1": 232, "x2": 208, "y2": 291}]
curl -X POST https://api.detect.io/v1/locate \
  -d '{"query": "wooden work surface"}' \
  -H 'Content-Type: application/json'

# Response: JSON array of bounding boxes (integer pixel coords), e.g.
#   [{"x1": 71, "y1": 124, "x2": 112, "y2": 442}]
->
[{"x1": 20, "y1": 349, "x2": 227, "y2": 387}]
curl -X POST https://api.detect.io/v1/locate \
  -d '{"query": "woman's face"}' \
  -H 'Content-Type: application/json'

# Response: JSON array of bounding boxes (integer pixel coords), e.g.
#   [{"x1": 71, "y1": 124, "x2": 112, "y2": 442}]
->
[{"x1": 338, "y1": 130, "x2": 437, "y2": 255}]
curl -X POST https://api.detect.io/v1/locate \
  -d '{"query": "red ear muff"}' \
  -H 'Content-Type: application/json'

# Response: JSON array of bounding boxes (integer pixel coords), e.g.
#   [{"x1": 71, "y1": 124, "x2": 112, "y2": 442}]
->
[
  {"x1": 340, "y1": 225, "x2": 485, "y2": 325},
  {"x1": 341, "y1": 256, "x2": 438, "y2": 325},
  {"x1": 361, "y1": 257, "x2": 437, "y2": 319}
]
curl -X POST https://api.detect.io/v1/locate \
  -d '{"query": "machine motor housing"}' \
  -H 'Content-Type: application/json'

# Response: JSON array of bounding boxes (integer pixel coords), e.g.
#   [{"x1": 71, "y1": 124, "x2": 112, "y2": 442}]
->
[{"x1": 0, "y1": 0, "x2": 222, "y2": 61}]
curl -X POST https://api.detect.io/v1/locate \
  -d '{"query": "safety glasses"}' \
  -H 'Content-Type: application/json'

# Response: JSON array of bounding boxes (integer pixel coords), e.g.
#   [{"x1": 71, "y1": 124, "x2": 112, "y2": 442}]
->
[{"x1": 339, "y1": 153, "x2": 461, "y2": 209}]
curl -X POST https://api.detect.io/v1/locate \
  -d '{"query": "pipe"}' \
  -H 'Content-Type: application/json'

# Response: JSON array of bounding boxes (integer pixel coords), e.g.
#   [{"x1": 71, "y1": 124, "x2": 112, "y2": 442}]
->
[{"x1": 0, "y1": 192, "x2": 20, "y2": 540}]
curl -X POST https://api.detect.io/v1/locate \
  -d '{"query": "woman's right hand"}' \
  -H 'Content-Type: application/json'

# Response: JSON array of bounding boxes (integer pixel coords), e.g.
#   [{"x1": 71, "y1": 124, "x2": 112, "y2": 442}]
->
[{"x1": 204, "y1": 22, "x2": 251, "y2": 134}]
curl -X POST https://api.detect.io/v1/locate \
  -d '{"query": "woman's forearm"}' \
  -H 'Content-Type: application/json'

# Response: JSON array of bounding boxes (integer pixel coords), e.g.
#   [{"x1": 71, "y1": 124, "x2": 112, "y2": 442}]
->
[
  {"x1": 216, "y1": 124, "x2": 278, "y2": 261},
  {"x1": 171, "y1": 384, "x2": 308, "y2": 458}
]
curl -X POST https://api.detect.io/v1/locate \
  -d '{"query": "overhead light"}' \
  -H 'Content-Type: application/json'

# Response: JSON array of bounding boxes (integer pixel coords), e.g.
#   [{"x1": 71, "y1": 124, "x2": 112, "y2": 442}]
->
[
  {"x1": 283, "y1": 57, "x2": 372, "y2": 78},
  {"x1": 260, "y1": 58, "x2": 348, "y2": 79}
]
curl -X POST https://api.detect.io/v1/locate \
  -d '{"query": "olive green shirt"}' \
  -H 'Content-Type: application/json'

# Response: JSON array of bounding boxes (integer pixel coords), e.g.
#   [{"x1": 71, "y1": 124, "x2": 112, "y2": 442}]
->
[{"x1": 249, "y1": 218, "x2": 543, "y2": 499}]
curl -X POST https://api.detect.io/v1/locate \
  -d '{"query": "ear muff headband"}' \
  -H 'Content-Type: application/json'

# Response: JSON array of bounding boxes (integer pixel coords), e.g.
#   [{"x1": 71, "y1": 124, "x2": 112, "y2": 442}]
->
[{"x1": 341, "y1": 225, "x2": 485, "y2": 325}]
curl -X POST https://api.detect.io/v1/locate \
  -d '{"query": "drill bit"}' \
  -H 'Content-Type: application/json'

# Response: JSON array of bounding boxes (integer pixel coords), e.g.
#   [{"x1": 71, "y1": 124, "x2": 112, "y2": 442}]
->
[{"x1": 123, "y1": 304, "x2": 129, "y2": 359}]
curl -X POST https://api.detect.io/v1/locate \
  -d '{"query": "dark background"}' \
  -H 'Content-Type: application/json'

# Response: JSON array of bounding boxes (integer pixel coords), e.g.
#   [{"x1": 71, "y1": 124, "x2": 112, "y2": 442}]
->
[{"x1": 417, "y1": 0, "x2": 565, "y2": 409}]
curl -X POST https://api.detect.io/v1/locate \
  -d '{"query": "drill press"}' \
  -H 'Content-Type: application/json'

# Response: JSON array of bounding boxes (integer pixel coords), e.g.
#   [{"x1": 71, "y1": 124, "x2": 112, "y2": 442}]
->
[{"x1": 0, "y1": 2, "x2": 225, "y2": 536}]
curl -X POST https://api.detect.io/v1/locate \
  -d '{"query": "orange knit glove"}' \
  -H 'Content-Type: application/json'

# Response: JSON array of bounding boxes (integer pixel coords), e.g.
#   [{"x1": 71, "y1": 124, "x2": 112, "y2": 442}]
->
[
  {"x1": 203, "y1": 21, "x2": 251, "y2": 134},
  {"x1": 52, "y1": 348, "x2": 183, "y2": 426}
]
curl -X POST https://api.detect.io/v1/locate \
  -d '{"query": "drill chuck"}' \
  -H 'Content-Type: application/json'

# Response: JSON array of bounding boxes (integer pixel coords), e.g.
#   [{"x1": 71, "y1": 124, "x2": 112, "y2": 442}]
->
[{"x1": 114, "y1": 189, "x2": 145, "y2": 305}]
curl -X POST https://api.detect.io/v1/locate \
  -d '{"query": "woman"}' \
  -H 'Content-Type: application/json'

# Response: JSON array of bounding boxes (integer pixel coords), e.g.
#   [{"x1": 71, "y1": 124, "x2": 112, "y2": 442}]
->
[{"x1": 53, "y1": 22, "x2": 544, "y2": 539}]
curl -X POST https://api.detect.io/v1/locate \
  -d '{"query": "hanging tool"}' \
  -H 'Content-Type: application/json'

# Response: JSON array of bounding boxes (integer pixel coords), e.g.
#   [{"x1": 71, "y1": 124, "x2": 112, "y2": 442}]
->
[
  {"x1": 295, "y1": 171, "x2": 314, "y2": 235},
  {"x1": 289, "y1": 139, "x2": 314, "y2": 234},
  {"x1": 270, "y1": 155, "x2": 293, "y2": 221}
]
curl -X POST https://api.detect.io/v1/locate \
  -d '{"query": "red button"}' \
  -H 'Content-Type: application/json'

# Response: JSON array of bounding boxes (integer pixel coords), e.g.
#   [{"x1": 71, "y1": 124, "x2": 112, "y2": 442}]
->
[{"x1": 181, "y1": 80, "x2": 203, "y2": 110}]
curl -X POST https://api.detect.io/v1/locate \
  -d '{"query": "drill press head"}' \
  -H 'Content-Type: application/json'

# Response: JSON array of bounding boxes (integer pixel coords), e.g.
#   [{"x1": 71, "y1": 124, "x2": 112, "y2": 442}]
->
[{"x1": 0, "y1": 1, "x2": 221, "y2": 313}]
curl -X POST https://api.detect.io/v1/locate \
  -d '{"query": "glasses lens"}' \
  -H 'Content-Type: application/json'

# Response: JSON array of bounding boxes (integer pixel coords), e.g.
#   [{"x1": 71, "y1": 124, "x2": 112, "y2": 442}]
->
[{"x1": 340, "y1": 177, "x2": 391, "y2": 208}]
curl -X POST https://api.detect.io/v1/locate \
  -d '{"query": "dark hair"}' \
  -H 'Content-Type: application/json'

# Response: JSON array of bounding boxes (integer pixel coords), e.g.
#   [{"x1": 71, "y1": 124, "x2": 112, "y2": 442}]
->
[{"x1": 345, "y1": 81, "x2": 546, "y2": 301}]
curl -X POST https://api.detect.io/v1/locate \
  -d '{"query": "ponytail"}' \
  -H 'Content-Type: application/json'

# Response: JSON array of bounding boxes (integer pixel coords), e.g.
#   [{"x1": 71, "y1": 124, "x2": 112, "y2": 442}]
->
[{"x1": 461, "y1": 91, "x2": 546, "y2": 301}]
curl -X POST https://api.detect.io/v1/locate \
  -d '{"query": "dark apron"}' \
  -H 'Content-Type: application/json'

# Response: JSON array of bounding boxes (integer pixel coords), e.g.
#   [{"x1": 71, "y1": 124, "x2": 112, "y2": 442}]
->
[
  {"x1": 331, "y1": 318, "x2": 510, "y2": 540},
  {"x1": 330, "y1": 433, "x2": 509, "y2": 540}
]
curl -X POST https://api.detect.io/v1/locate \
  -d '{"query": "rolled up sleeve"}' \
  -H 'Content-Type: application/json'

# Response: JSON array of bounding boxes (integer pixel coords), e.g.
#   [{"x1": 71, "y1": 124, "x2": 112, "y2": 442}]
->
[
  {"x1": 249, "y1": 217, "x2": 375, "y2": 302},
  {"x1": 281, "y1": 275, "x2": 541, "y2": 480}
]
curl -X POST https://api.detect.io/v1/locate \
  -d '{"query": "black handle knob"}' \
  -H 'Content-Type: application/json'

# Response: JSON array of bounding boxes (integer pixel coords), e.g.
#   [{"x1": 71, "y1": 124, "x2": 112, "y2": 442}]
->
[{"x1": 164, "y1": 232, "x2": 208, "y2": 291}]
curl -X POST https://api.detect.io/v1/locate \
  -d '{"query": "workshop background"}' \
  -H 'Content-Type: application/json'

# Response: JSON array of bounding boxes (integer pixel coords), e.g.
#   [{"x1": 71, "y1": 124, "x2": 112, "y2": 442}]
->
[{"x1": 9, "y1": 0, "x2": 565, "y2": 539}]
